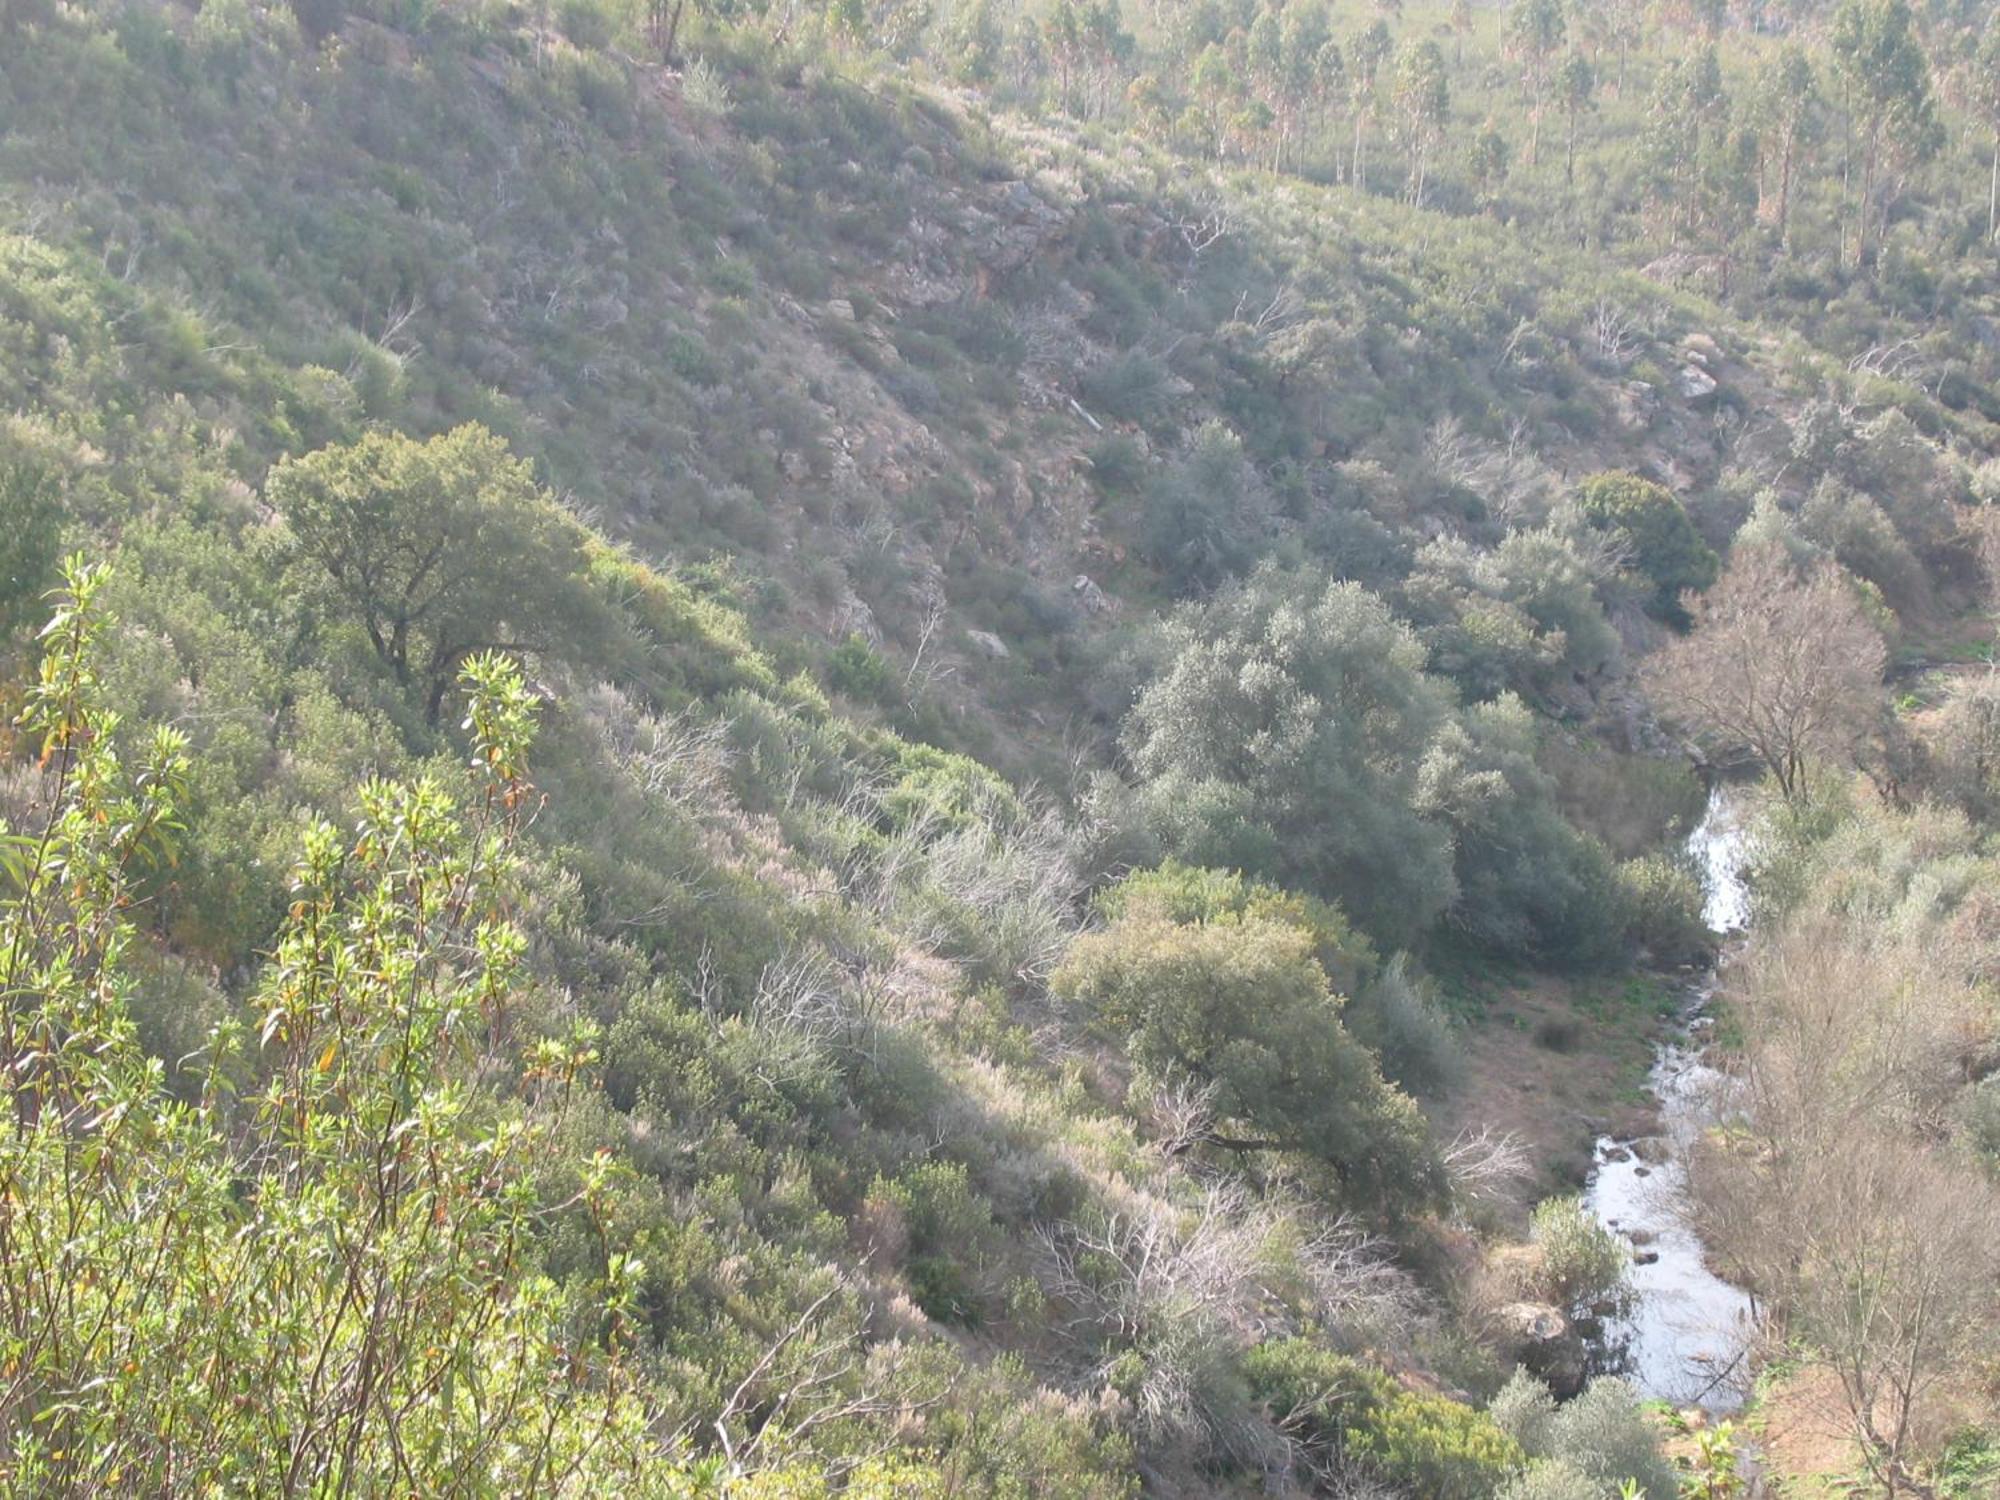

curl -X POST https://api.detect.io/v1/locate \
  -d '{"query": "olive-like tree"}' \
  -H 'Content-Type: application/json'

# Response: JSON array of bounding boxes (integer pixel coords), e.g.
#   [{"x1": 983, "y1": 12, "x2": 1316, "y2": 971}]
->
[{"x1": 270, "y1": 424, "x2": 595, "y2": 724}]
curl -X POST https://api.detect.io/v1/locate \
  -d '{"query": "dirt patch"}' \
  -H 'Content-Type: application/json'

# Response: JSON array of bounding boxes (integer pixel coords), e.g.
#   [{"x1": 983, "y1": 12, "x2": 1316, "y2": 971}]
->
[
  {"x1": 1441, "y1": 970, "x2": 1682, "y2": 1218},
  {"x1": 1750, "y1": 1365, "x2": 1865, "y2": 1496}
]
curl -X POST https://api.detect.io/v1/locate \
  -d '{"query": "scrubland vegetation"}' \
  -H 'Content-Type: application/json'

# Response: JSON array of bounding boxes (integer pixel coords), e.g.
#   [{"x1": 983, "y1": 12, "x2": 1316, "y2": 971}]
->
[{"x1": 7, "y1": 0, "x2": 2000, "y2": 1492}]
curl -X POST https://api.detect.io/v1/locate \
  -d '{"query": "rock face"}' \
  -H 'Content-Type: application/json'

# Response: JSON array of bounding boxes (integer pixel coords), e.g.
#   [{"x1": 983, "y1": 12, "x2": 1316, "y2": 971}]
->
[
  {"x1": 1495, "y1": 1302, "x2": 1588, "y2": 1398},
  {"x1": 965, "y1": 628, "x2": 1010, "y2": 659}
]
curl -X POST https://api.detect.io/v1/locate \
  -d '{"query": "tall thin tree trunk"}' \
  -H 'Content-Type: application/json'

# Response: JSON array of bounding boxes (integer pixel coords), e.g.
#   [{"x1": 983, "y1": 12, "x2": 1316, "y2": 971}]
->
[
  {"x1": 1989, "y1": 133, "x2": 1998, "y2": 242},
  {"x1": 1778, "y1": 131, "x2": 1796, "y2": 248}
]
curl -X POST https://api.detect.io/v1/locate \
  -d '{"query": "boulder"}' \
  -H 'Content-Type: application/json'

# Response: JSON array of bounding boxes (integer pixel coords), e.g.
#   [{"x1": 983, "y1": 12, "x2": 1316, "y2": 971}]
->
[
  {"x1": 965, "y1": 628, "x2": 1010, "y2": 660},
  {"x1": 1496, "y1": 1303, "x2": 1588, "y2": 1398},
  {"x1": 1072, "y1": 574, "x2": 1115, "y2": 616},
  {"x1": 1676, "y1": 364, "x2": 1720, "y2": 403}
]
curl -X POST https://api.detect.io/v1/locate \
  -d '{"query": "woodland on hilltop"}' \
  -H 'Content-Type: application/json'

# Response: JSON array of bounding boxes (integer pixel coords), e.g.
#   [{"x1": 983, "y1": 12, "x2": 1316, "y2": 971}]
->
[{"x1": 6, "y1": 0, "x2": 2000, "y2": 1493}]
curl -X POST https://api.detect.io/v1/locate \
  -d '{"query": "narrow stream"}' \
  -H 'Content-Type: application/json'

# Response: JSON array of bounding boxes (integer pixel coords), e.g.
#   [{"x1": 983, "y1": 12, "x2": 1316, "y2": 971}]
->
[{"x1": 1583, "y1": 787, "x2": 1756, "y2": 1412}]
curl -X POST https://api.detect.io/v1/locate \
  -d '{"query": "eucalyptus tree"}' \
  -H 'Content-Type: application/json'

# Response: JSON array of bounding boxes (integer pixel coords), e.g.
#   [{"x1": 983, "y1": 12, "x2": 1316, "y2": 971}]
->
[
  {"x1": 1505, "y1": 0, "x2": 1566, "y2": 168},
  {"x1": 1829, "y1": 0, "x2": 1941, "y2": 268},
  {"x1": 1348, "y1": 18, "x2": 1393, "y2": 188},
  {"x1": 1754, "y1": 44, "x2": 1820, "y2": 246},
  {"x1": 1971, "y1": 15, "x2": 2000, "y2": 240},
  {"x1": 1555, "y1": 49, "x2": 1595, "y2": 188},
  {"x1": 1392, "y1": 39, "x2": 1451, "y2": 206}
]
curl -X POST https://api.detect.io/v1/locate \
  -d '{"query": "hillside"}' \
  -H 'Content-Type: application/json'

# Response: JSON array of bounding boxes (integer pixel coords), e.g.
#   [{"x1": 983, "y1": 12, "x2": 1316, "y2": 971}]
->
[{"x1": 6, "y1": 0, "x2": 2000, "y2": 1495}]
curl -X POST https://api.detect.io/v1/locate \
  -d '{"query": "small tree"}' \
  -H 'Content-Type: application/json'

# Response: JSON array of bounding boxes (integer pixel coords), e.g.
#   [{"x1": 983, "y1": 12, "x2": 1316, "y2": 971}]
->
[
  {"x1": 270, "y1": 424, "x2": 595, "y2": 724},
  {"x1": 1554, "y1": 51, "x2": 1594, "y2": 189},
  {"x1": 1052, "y1": 907, "x2": 1442, "y2": 1212},
  {"x1": 1642, "y1": 546, "x2": 1886, "y2": 799}
]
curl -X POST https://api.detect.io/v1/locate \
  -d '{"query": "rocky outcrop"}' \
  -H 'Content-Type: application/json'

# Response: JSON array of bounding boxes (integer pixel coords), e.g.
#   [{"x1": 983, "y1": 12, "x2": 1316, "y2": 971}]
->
[{"x1": 1494, "y1": 1302, "x2": 1589, "y2": 1398}]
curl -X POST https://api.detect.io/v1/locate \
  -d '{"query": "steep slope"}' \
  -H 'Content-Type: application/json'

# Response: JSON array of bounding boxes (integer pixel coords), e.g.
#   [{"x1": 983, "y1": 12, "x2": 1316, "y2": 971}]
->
[{"x1": 3, "y1": 0, "x2": 1998, "y2": 1494}]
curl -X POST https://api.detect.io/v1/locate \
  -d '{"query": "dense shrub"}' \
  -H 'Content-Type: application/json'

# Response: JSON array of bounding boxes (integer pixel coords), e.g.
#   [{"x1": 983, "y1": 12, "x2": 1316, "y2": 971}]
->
[
  {"x1": 1244, "y1": 1339, "x2": 1523, "y2": 1500},
  {"x1": 1574, "y1": 471, "x2": 1719, "y2": 622}
]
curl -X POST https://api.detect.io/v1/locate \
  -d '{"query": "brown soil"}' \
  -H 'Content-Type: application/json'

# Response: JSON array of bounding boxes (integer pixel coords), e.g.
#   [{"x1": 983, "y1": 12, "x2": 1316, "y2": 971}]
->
[
  {"x1": 1443, "y1": 970, "x2": 1680, "y2": 1220},
  {"x1": 1750, "y1": 1365, "x2": 1866, "y2": 1496}
]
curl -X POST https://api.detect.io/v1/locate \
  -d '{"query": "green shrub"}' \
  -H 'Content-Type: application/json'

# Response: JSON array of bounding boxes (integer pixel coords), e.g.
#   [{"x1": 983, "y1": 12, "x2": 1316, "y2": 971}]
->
[
  {"x1": 1243, "y1": 1339, "x2": 1523, "y2": 1500},
  {"x1": 1616, "y1": 852, "x2": 1711, "y2": 966},
  {"x1": 1528, "y1": 1196, "x2": 1629, "y2": 1318},
  {"x1": 827, "y1": 633, "x2": 893, "y2": 701},
  {"x1": 867, "y1": 1161, "x2": 997, "y2": 1324},
  {"x1": 1053, "y1": 905, "x2": 1442, "y2": 1212}
]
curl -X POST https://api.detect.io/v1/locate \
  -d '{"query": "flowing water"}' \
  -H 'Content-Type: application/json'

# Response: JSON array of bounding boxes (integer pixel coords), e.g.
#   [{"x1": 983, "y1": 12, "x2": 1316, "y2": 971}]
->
[{"x1": 1583, "y1": 787, "x2": 1756, "y2": 1412}]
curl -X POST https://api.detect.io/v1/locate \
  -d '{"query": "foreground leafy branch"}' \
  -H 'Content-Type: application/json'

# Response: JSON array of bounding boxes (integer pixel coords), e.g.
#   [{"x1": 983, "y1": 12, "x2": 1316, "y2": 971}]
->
[{"x1": 0, "y1": 561, "x2": 649, "y2": 1494}]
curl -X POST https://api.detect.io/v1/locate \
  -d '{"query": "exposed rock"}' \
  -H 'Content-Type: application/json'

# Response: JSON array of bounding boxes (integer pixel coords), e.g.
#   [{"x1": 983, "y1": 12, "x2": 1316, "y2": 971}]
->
[
  {"x1": 1072, "y1": 574, "x2": 1115, "y2": 615},
  {"x1": 1613, "y1": 381, "x2": 1657, "y2": 432},
  {"x1": 1633, "y1": 1137, "x2": 1671, "y2": 1164},
  {"x1": 1498, "y1": 1301, "x2": 1567, "y2": 1344},
  {"x1": 1634, "y1": 1248, "x2": 1661, "y2": 1266},
  {"x1": 965, "y1": 628, "x2": 1010, "y2": 659},
  {"x1": 1495, "y1": 1303, "x2": 1587, "y2": 1398},
  {"x1": 1676, "y1": 364, "x2": 1719, "y2": 403},
  {"x1": 823, "y1": 298, "x2": 856, "y2": 321},
  {"x1": 831, "y1": 589, "x2": 883, "y2": 646}
]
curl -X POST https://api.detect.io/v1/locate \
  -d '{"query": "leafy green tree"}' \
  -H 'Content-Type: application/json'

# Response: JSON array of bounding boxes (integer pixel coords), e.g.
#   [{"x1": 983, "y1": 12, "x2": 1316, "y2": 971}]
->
[
  {"x1": 1392, "y1": 39, "x2": 1450, "y2": 206},
  {"x1": 1754, "y1": 44, "x2": 1819, "y2": 247},
  {"x1": 1554, "y1": 50, "x2": 1594, "y2": 188},
  {"x1": 1505, "y1": 0, "x2": 1566, "y2": 168},
  {"x1": 1053, "y1": 898, "x2": 1441, "y2": 1210},
  {"x1": 1140, "y1": 421, "x2": 1273, "y2": 593},
  {"x1": 1123, "y1": 568, "x2": 1456, "y2": 943},
  {"x1": 1829, "y1": 0, "x2": 1941, "y2": 268},
  {"x1": 1573, "y1": 471, "x2": 1718, "y2": 622},
  {"x1": 269, "y1": 424, "x2": 596, "y2": 724},
  {"x1": 1417, "y1": 695, "x2": 1623, "y2": 966}
]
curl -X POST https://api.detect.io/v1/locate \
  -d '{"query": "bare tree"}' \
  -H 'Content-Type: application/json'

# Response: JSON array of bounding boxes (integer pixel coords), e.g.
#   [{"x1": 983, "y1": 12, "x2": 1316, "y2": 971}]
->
[
  {"x1": 1642, "y1": 546, "x2": 1885, "y2": 799},
  {"x1": 1696, "y1": 923, "x2": 2000, "y2": 1496}
]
